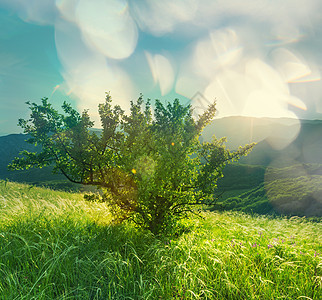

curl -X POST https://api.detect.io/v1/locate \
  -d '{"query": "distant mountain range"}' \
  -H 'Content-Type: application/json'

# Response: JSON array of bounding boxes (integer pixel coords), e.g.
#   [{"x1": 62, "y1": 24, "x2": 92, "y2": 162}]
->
[
  {"x1": 2, "y1": 116, "x2": 322, "y2": 181},
  {"x1": 0, "y1": 134, "x2": 69, "y2": 188},
  {"x1": 203, "y1": 116, "x2": 322, "y2": 167},
  {"x1": 1, "y1": 116, "x2": 322, "y2": 217}
]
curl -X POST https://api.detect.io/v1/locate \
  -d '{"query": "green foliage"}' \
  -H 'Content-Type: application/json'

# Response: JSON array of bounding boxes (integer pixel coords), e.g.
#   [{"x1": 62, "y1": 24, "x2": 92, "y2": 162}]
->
[{"x1": 9, "y1": 94, "x2": 254, "y2": 234}]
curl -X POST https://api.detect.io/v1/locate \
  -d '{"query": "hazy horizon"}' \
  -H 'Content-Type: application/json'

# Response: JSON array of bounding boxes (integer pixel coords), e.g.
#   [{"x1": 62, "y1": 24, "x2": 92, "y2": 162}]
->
[{"x1": 1, "y1": 114, "x2": 321, "y2": 137}]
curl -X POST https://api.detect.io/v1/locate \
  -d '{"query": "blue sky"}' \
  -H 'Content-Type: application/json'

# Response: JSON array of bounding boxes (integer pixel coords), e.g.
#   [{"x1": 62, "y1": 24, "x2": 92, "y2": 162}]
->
[{"x1": 1, "y1": 0, "x2": 322, "y2": 135}]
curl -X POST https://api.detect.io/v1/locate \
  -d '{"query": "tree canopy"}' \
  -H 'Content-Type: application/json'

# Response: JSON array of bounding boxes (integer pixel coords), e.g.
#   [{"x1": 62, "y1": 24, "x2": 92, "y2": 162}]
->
[{"x1": 9, "y1": 94, "x2": 254, "y2": 234}]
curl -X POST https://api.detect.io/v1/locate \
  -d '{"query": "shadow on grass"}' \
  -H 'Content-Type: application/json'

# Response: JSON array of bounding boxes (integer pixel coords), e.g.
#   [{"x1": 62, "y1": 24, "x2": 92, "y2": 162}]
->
[{"x1": 0, "y1": 216, "x2": 163, "y2": 299}]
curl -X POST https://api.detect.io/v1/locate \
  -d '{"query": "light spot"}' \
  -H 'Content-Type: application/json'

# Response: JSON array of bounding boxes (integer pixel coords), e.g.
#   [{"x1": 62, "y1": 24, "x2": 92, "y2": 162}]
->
[
  {"x1": 51, "y1": 84, "x2": 60, "y2": 96},
  {"x1": 271, "y1": 48, "x2": 320, "y2": 83},
  {"x1": 55, "y1": 19, "x2": 136, "y2": 124},
  {"x1": 4, "y1": 0, "x2": 57, "y2": 25},
  {"x1": 193, "y1": 29, "x2": 243, "y2": 79},
  {"x1": 130, "y1": 0, "x2": 198, "y2": 35},
  {"x1": 145, "y1": 52, "x2": 175, "y2": 96},
  {"x1": 75, "y1": 0, "x2": 138, "y2": 59}
]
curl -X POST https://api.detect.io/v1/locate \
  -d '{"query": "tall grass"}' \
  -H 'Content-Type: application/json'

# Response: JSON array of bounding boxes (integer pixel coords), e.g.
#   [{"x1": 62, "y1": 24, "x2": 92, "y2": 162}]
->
[{"x1": 0, "y1": 180, "x2": 321, "y2": 299}]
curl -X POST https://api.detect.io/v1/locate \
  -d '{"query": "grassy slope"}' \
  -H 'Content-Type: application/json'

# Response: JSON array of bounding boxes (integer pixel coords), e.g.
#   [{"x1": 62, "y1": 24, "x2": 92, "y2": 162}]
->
[
  {"x1": 217, "y1": 164, "x2": 322, "y2": 217},
  {"x1": 0, "y1": 181, "x2": 321, "y2": 299}
]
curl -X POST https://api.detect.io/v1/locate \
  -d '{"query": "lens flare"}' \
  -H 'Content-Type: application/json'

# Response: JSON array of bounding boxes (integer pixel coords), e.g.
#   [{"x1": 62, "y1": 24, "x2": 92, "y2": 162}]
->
[
  {"x1": 271, "y1": 48, "x2": 315, "y2": 83},
  {"x1": 55, "y1": 19, "x2": 136, "y2": 124},
  {"x1": 75, "y1": 0, "x2": 138, "y2": 59},
  {"x1": 50, "y1": 84, "x2": 60, "y2": 96},
  {"x1": 130, "y1": 0, "x2": 198, "y2": 35},
  {"x1": 4, "y1": 0, "x2": 57, "y2": 25},
  {"x1": 145, "y1": 52, "x2": 175, "y2": 96},
  {"x1": 287, "y1": 96, "x2": 307, "y2": 111},
  {"x1": 194, "y1": 28, "x2": 243, "y2": 79}
]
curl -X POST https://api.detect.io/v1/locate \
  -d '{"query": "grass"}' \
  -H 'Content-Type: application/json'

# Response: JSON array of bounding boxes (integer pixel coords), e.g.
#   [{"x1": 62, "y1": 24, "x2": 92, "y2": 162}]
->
[
  {"x1": 0, "y1": 180, "x2": 321, "y2": 299},
  {"x1": 217, "y1": 164, "x2": 322, "y2": 217}
]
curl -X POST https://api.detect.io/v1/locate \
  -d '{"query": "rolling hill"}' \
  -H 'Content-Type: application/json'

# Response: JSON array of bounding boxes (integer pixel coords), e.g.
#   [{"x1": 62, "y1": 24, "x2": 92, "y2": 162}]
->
[
  {"x1": 2, "y1": 116, "x2": 322, "y2": 217},
  {"x1": 1, "y1": 180, "x2": 320, "y2": 299},
  {"x1": 205, "y1": 116, "x2": 322, "y2": 167},
  {"x1": 204, "y1": 117, "x2": 322, "y2": 217},
  {"x1": 217, "y1": 164, "x2": 322, "y2": 217},
  {"x1": 0, "y1": 133, "x2": 79, "y2": 190}
]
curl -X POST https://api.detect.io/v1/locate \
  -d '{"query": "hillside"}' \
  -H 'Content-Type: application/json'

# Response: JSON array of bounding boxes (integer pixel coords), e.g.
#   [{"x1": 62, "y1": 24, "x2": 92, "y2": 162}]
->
[
  {"x1": 218, "y1": 164, "x2": 322, "y2": 217},
  {"x1": 0, "y1": 134, "x2": 81, "y2": 190},
  {"x1": 202, "y1": 116, "x2": 300, "y2": 149},
  {"x1": 3, "y1": 116, "x2": 321, "y2": 175},
  {"x1": 4, "y1": 116, "x2": 322, "y2": 169},
  {"x1": 3, "y1": 116, "x2": 322, "y2": 217},
  {"x1": 204, "y1": 117, "x2": 322, "y2": 166},
  {"x1": 0, "y1": 134, "x2": 57, "y2": 180},
  {"x1": 0, "y1": 181, "x2": 320, "y2": 299}
]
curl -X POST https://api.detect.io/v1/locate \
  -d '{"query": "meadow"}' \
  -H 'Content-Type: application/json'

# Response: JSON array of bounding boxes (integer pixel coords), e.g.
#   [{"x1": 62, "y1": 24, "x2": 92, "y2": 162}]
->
[
  {"x1": 217, "y1": 164, "x2": 322, "y2": 217},
  {"x1": 0, "y1": 180, "x2": 321, "y2": 299}
]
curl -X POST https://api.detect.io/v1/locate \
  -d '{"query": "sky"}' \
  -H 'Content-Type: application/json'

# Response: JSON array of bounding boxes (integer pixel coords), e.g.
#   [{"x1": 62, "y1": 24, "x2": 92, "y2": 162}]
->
[{"x1": 1, "y1": 0, "x2": 322, "y2": 136}]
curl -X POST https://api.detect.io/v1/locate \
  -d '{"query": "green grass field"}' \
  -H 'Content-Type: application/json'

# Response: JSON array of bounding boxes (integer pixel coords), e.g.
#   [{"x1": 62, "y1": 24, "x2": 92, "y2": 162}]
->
[{"x1": 0, "y1": 180, "x2": 321, "y2": 299}]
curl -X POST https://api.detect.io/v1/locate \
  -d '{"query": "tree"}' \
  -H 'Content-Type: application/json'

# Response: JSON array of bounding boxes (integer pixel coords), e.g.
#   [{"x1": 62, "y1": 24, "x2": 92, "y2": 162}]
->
[{"x1": 9, "y1": 94, "x2": 254, "y2": 234}]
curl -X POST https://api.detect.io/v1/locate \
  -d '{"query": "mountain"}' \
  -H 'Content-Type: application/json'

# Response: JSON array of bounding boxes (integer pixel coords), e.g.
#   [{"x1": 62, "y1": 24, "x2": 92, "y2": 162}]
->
[
  {"x1": 203, "y1": 117, "x2": 322, "y2": 217},
  {"x1": 204, "y1": 117, "x2": 322, "y2": 167},
  {"x1": 216, "y1": 163, "x2": 322, "y2": 217},
  {"x1": 3, "y1": 117, "x2": 322, "y2": 178},
  {"x1": 0, "y1": 134, "x2": 74, "y2": 189},
  {"x1": 202, "y1": 116, "x2": 300, "y2": 148},
  {"x1": 2, "y1": 117, "x2": 322, "y2": 217}
]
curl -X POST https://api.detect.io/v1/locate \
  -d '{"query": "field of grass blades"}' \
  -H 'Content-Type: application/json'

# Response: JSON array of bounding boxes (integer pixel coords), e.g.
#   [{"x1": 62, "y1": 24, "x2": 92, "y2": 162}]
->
[{"x1": 0, "y1": 180, "x2": 321, "y2": 299}]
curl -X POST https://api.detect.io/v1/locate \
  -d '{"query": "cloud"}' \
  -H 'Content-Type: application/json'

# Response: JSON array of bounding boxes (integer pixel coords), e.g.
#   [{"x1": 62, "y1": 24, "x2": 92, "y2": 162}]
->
[
  {"x1": 53, "y1": 0, "x2": 140, "y2": 124},
  {"x1": 196, "y1": 0, "x2": 322, "y2": 28},
  {"x1": 173, "y1": 25, "x2": 314, "y2": 123},
  {"x1": 170, "y1": 0, "x2": 322, "y2": 121},
  {"x1": 55, "y1": 0, "x2": 79, "y2": 23}
]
